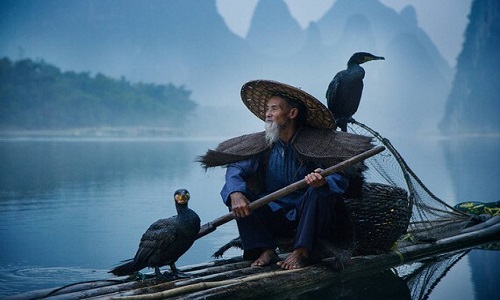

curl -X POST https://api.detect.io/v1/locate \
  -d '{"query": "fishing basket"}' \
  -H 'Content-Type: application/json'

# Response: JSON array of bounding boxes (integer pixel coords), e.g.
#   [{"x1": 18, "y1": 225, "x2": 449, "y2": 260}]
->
[{"x1": 345, "y1": 182, "x2": 411, "y2": 254}]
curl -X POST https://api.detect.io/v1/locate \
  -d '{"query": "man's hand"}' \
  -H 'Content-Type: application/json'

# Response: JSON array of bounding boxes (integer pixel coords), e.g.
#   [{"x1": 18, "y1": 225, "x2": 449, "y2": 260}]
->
[
  {"x1": 305, "y1": 168, "x2": 326, "y2": 188},
  {"x1": 230, "y1": 192, "x2": 251, "y2": 218}
]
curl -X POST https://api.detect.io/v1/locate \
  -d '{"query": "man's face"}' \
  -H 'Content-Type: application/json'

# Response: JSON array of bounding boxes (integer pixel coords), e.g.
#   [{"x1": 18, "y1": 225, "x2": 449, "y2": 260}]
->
[
  {"x1": 264, "y1": 96, "x2": 295, "y2": 144},
  {"x1": 265, "y1": 96, "x2": 292, "y2": 127}
]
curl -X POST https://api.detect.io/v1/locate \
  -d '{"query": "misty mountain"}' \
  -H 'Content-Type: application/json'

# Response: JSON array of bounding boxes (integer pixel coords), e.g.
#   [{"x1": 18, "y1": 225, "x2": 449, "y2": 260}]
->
[
  {"x1": 247, "y1": 0, "x2": 306, "y2": 58},
  {"x1": 439, "y1": 0, "x2": 500, "y2": 134},
  {"x1": 316, "y1": 0, "x2": 451, "y2": 81},
  {"x1": 1, "y1": 0, "x2": 456, "y2": 135},
  {"x1": 0, "y1": 0, "x2": 249, "y2": 84}
]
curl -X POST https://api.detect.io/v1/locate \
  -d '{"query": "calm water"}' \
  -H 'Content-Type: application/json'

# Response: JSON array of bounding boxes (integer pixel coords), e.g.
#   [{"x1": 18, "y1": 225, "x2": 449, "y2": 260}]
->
[{"x1": 0, "y1": 135, "x2": 498, "y2": 299}]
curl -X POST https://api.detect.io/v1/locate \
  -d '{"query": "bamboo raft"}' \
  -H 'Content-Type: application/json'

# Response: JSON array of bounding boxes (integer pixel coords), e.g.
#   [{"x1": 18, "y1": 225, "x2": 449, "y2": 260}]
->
[{"x1": 8, "y1": 217, "x2": 500, "y2": 300}]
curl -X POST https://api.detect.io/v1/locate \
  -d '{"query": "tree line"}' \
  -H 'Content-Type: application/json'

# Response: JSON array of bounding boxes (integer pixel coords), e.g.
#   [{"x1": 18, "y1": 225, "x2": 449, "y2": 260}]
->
[{"x1": 0, "y1": 57, "x2": 197, "y2": 130}]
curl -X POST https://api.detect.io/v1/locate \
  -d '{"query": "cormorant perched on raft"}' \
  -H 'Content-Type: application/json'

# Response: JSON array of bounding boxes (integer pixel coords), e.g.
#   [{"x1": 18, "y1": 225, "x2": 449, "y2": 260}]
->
[
  {"x1": 326, "y1": 52, "x2": 384, "y2": 132},
  {"x1": 109, "y1": 189, "x2": 201, "y2": 279}
]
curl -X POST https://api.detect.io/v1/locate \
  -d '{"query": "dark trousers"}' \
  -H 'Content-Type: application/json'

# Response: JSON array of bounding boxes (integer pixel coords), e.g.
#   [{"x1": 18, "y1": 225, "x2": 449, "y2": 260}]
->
[{"x1": 236, "y1": 187, "x2": 346, "y2": 258}]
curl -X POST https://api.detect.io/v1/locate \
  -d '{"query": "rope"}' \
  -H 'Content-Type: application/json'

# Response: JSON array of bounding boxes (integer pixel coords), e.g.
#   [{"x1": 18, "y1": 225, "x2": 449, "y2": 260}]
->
[
  {"x1": 455, "y1": 201, "x2": 500, "y2": 215},
  {"x1": 392, "y1": 250, "x2": 405, "y2": 264},
  {"x1": 455, "y1": 201, "x2": 500, "y2": 222}
]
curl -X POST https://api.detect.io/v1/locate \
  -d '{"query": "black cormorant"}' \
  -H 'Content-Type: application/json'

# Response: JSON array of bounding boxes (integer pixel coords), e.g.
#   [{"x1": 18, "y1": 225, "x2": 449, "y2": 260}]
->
[
  {"x1": 109, "y1": 189, "x2": 201, "y2": 278},
  {"x1": 326, "y1": 52, "x2": 384, "y2": 132}
]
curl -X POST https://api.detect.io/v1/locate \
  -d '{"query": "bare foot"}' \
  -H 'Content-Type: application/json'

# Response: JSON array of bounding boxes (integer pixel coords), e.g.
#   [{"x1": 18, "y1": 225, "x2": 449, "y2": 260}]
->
[
  {"x1": 277, "y1": 248, "x2": 310, "y2": 270},
  {"x1": 251, "y1": 249, "x2": 279, "y2": 267}
]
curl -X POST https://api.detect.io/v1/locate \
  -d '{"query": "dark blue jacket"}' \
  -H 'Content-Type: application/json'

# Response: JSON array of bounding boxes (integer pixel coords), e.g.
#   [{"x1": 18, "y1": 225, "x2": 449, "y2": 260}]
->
[{"x1": 221, "y1": 139, "x2": 348, "y2": 220}]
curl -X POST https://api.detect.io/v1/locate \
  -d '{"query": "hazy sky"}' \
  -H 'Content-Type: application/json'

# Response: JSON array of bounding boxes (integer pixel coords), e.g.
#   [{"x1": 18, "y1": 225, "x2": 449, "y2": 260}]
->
[{"x1": 216, "y1": 0, "x2": 473, "y2": 67}]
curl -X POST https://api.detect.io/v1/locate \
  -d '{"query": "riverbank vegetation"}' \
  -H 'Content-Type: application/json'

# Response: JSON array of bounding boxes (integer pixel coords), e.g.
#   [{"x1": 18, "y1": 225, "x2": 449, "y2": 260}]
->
[{"x1": 0, "y1": 57, "x2": 197, "y2": 132}]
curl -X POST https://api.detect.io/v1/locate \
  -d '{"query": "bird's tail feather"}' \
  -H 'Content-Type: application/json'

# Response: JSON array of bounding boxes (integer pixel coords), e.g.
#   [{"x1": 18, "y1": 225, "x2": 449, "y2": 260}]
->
[{"x1": 109, "y1": 259, "x2": 142, "y2": 276}]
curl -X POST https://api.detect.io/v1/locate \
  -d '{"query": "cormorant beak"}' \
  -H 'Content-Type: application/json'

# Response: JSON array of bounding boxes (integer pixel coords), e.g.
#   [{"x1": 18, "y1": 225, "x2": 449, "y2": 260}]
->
[
  {"x1": 175, "y1": 192, "x2": 190, "y2": 205},
  {"x1": 366, "y1": 55, "x2": 385, "y2": 62}
]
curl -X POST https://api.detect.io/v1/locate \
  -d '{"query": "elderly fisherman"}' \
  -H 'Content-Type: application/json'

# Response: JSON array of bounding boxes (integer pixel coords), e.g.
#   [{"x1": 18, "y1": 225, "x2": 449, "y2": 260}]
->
[{"x1": 200, "y1": 80, "x2": 372, "y2": 269}]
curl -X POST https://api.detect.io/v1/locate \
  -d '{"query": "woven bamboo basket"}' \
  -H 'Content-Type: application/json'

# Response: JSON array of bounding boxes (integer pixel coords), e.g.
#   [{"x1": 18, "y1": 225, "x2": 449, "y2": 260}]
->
[{"x1": 345, "y1": 182, "x2": 411, "y2": 254}]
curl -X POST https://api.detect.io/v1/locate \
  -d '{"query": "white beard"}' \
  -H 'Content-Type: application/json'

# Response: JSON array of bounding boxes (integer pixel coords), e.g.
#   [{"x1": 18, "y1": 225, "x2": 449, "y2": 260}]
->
[{"x1": 265, "y1": 121, "x2": 280, "y2": 145}]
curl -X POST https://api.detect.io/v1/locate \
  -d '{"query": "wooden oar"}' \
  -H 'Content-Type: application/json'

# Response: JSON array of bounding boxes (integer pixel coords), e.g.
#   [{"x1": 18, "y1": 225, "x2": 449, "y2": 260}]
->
[{"x1": 197, "y1": 145, "x2": 385, "y2": 239}]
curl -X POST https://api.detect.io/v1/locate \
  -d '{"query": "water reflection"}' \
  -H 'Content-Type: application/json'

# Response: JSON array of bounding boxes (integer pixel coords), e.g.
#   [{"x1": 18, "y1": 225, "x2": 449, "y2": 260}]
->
[
  {"x1": 291, "y1": 268, "x2": 412, "y2": 300},
  {"x1": 0, "y1": 139, "x2": 190, "y2": 199},
  {"x1": 469, "y1": 249, "x2": 499, "y2": 300},
  {"x1": 270, "y1": 251, "x2": 472, "y2": 300},
  {"x1": 441, "y1": 136, "x2": 500, "y2": 300},
  {"x1": 441, "y1": 136, "x2": 500, "y2": 202}
]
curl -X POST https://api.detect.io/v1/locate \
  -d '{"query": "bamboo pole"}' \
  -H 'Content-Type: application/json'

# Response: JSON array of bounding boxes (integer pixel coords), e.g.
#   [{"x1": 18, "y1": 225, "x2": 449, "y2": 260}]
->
[{"x1": 197, "y1": 145, "x2": 386, "y2": 238}]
